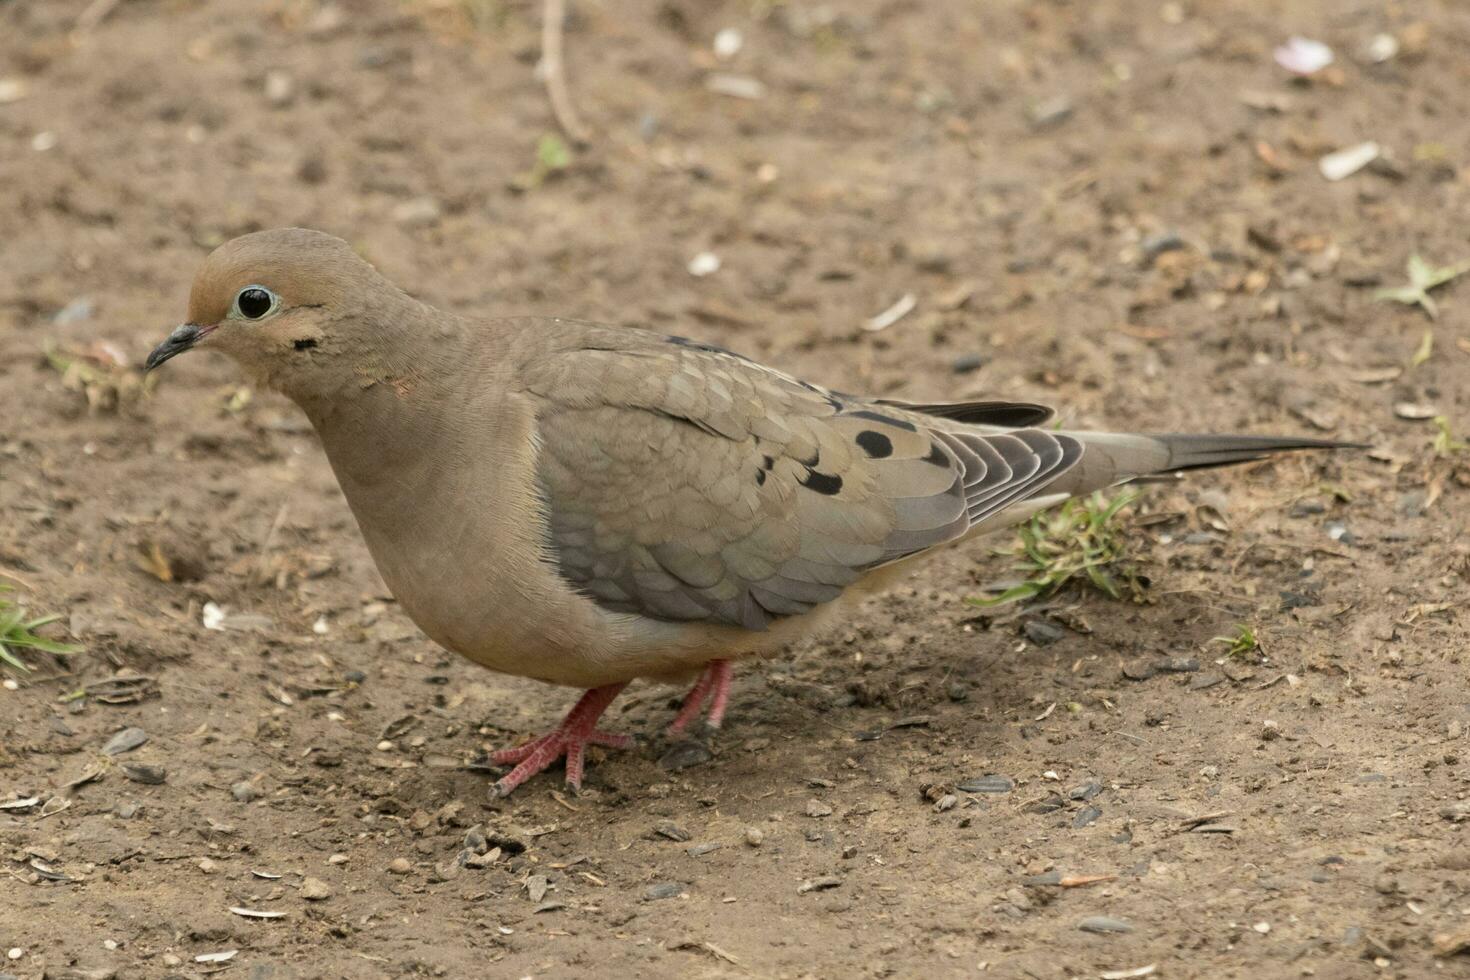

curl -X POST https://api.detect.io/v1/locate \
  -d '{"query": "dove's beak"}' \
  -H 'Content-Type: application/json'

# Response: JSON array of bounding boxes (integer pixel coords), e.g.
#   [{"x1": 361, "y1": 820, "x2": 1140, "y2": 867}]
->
[{"x1": 145, "y1": 323, "x2": 208, "y2": 371}]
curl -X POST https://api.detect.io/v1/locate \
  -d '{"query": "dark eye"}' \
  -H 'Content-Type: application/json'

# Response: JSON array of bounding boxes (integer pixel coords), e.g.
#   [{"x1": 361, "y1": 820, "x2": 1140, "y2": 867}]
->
[{"x1": 233, "y1": 285, "x2": 278, "y2": 320}]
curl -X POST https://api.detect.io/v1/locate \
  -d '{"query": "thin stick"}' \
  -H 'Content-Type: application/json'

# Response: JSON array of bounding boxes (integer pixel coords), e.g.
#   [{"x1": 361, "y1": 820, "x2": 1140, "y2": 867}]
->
[
  {"x1": 541, "y1": 0, "x2": 592, "y2": 146},
  {"x1": 74, "y1": 0, "x2": 125, "y2": 34},
  {"x1": 0, "y1": 567, "x2": 37, "y2": 592}
]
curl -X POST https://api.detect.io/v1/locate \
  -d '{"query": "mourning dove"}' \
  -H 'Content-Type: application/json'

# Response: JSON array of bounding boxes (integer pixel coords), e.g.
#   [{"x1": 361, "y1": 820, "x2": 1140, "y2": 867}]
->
[{"x1": 147, "y1": 228, "x2": 1357, "y2": 795}]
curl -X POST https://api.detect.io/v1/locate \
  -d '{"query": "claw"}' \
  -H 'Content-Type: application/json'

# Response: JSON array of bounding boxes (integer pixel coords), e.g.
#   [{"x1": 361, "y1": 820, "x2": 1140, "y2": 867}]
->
[{"x1": 488, "y1": 682, "x2": 630, "y2": 796}]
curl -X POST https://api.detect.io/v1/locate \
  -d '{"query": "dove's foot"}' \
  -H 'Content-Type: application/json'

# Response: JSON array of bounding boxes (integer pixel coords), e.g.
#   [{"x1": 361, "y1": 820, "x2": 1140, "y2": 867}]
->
[
  {"x1": 490, "y1": 683, "x2": 632, "y2": 795},
  {"x1": 667, "y1": 660, "x2": 734, "y2": 736}
]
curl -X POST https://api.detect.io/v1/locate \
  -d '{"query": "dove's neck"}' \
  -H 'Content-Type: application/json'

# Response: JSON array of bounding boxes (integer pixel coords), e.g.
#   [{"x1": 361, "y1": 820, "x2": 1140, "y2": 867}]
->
[
  {"x1": 289, "y1": 310, "x2": 544, "y2": 656},
  {"x1": 293, "y1": 305, "x2": 512, "y2": 495}
]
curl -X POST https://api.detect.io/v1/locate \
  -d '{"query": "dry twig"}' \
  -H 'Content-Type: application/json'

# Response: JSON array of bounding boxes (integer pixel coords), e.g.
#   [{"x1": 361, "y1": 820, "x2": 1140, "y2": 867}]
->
[{"x1": 541, "y1": 0, "x2": 592, "y2": 145}]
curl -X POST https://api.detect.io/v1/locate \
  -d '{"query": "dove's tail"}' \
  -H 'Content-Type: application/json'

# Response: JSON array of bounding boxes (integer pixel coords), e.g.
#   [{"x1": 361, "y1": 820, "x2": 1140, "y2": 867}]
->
[{"x1": 1043, "y1": 431, "x2": 1365, "y2": 498}]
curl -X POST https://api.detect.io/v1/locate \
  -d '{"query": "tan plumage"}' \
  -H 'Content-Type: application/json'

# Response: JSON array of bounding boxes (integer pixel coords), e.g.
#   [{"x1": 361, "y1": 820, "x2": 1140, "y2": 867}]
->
[{"x1": 148, "y1": 228, "x2": 1357, "y2": 793}]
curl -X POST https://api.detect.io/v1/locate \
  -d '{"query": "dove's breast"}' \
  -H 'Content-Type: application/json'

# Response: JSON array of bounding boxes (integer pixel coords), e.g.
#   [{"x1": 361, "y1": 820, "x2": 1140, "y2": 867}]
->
[{"x1": 311, "y1": 385, "x2": 804, "y2": 688}]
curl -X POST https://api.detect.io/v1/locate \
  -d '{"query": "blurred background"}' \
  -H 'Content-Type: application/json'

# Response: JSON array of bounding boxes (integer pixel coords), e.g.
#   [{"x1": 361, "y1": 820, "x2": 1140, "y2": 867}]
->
[{"x1": 1, "y1": 1, "x2": 1468, "y2": 977}]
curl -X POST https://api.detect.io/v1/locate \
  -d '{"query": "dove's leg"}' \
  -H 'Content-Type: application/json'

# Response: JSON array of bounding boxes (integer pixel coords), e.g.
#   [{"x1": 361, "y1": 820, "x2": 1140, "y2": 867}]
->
[
  {"x1": 490, "y1": 683, "x2": 632, "y2": 795},
  {"x1": 668, "y1": 660, "x2": 734, "y2": 736}
]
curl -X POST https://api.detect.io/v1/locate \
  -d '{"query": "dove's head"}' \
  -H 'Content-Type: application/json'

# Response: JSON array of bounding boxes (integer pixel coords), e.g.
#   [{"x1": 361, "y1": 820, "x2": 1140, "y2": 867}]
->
[{"x1": 146, "y1": 228, "x2": 415, "y2": 399}]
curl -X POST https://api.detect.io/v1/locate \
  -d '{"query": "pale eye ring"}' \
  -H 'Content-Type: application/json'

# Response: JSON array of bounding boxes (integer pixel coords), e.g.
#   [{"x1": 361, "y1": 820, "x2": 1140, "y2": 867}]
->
[{"x1": 232, "y1": 285, "x2": 280, "y2": 320}]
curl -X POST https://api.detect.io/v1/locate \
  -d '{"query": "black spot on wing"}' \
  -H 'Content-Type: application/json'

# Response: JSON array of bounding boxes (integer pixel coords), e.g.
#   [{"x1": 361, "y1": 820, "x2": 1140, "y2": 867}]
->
[
  {"x1": 799, "y1": 468, "x2": 843, "y2": 495},
  {"x1": 922, "y1": 442, "x2": 950, "y2": 467},
  {"x1": 848, "y1": 410, "x2": 918, "y2": 432},
  {"x1": 756, "y1": 469, "x2": 767, "y2": 486},
  {"x1": 879, "y1": 400, "x2": 1056, "y2": 428},
  {"x1": 855, "y1": 430, "x2": 894, "y2": 458}
]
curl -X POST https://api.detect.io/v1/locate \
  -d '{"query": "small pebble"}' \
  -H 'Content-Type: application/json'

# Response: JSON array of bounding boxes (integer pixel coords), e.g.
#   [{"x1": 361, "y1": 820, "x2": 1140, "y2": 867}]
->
[
  {"x1": 712, "y1": 27, "x2": 742, "y2": 59},
  {"x1": 300, "y1": 876, "x2": 332, "y2": 901},
  {"x1": 102, "y1": 726, "x2": 148, "y2": 756},
  {"x1": 1028, "y1": 94, "x2": 1073, "y2": 128},
  {"x1": 1122, "y1": 660, "x2": 1158, "y2": 681},
  {"x1": 1068, "y1": 780, "x2": 1104, "y2": 801},
  {"x1": 643, "y1": 882, "x2": 686, "y2": 901},
  {"x1": 264, "y1": 70, "x2": 294, "y2": 106},
  {"x1": 797, "y1": 876, "x2": 843, "y2": 894},
  {"x1": 1023, "y1": 619, "x2": 1065, "y2": 646},
  {"x1": 392, "y1": 197, "x2": 442, "y2": 228},
  {"x1": 122, "y1": 762, "x2": 167, "y2": 785},
  {"x1": 951, "y1": 353, "x2": 985, "y2": 375},
  {"x1": 805, "y1": 799, "x2": 833, "y2": 818},
  {"x1": 231, "y1": 781, "x2": 260, "y2": 803},
  {"x1": 688, "y1": 252, "x2": 721, "y2": 277},
  {"x1": 1155, "y1": 656, "x2": 1199, "y2": 673},
  {"x1": 957, "y1": 775, "x2": 1014, "y2": 794},
  {"x1": 387, "y1": 857, "x2": 412, "y2": 875},
  {"x1": 1141, "y1": 231, "x2": 1186, "y2": 262},
  {"x1": 162, "y1": 954, "x2": 182, "y2": 967},
  {"x1": 1079, "y1": 915, "x2": 1134, "y2": 934},
  {"x1": 744, "y1": 827, "x2": 764, "y2": 847},
  {"x1": 654, "y1": 821, "x2": 691, "y2": 842},
  {"x1": 657, "y1": 740, "x2": 712, "y2": 771}
]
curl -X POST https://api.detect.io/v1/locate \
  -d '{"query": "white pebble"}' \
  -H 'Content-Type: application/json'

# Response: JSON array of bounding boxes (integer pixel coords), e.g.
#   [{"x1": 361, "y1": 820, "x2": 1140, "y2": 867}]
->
[
  {"x1": 1367, "y1": 33, "x2": 1399, "y2": 63},
  {"x1": 264, "y1": 70, "x2": 294, "y2": 106},
  {"x1": 0, "y1": 78, "x2": 28, "y2": 103},
  {"x1": 202, "y1": 602, "x2": 226, "y2": 631},
  {"x1": 312, "y1": 616, "x2": 329, "y2": 635},
  {"x1": 1253, "y1": 921, "x2": 1271, "y2": 934},
  {"x1": 376, "y1": 740, "x2": 394, "y2": 751},
  {"x1": 32, "y1": 131, "x2": 57, "y2": 152},
  {"x1": 687, "y1": 252, "x2": 721, "y2": 277},
  {"x1": 713, "y1": 28, "x2": 743, "y2": 59},
  {"x1": 1274, "y1": 36, "x2": 1333, "y2": 76},
  {"x1": 7, "y1": 948, "x2": 22, "y2": 960},
  {"x1": 705, "y1": 74, "x2": 766, "y2": 100},
  {"x1": 1319, "y1": 142, "x2": 1379, "y2": 182}
]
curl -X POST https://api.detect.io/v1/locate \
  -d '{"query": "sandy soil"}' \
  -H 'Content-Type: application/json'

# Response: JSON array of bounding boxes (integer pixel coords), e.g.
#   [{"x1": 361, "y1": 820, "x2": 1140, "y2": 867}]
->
[{"x1": 3, "y1": 1, "x2": 1469, "y2": 977}]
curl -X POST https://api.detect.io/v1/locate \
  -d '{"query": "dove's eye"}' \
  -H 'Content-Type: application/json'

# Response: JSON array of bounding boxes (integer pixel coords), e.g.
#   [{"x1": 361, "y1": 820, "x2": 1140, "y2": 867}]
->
[{"x1": 232, "y1": 285, "x2": 279, "y2": 320}]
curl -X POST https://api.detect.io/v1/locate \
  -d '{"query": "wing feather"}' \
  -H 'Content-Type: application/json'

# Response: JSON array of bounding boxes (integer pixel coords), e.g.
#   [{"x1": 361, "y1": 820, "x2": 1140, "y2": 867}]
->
[{"x1": 522, "y1": 329, "x2": 1080, "y2": 630}]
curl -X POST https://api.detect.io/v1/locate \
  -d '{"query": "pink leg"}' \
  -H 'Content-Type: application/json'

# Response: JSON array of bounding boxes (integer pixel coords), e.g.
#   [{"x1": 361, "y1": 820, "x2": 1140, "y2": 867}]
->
[
  {"x1": 489, "y1": 683, "x2": 632, "y2": 796},
  {"x1": 667, "y1": 660, "x2": 735, "y2": 736},
  {"x1": 705, "y1": 660, "x2": 733, "y2": 729}
]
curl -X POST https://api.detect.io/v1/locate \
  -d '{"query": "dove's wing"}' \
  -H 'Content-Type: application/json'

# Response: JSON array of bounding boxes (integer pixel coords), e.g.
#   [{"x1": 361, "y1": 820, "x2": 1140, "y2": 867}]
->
[{"x1": 519, "y1": 327, "x2": 1082, "y2": 631}]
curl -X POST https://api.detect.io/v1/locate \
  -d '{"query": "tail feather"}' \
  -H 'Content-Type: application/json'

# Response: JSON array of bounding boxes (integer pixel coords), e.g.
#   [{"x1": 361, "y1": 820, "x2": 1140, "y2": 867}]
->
[
  {"x1": 1045, "y1": 431, "x2": 1364, "y2": 496},
  {"x1": 1152, "y1": 433, "x2": 1365, "y2": 472}
]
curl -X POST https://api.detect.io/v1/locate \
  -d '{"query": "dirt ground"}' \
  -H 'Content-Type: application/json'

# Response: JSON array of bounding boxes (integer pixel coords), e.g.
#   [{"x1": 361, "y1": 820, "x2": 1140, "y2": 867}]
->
[{"x1": 3, "y1": 0, "x2": 1470, "y2": 977}]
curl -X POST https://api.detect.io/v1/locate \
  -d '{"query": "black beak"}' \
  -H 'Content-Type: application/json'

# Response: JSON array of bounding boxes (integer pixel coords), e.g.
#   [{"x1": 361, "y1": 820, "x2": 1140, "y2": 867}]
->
[{"x1": 145, "y1": 324, "x2": 202, "y2": 372}]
